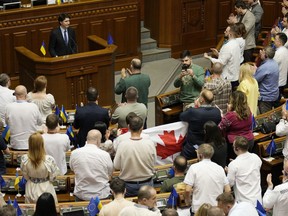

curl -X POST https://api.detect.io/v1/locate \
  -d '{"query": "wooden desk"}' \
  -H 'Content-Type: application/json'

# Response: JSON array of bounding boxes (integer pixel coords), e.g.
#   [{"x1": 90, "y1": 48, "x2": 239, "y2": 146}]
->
[{"x1": 155, "y1": 89, "x2": 182, "y2": 126}]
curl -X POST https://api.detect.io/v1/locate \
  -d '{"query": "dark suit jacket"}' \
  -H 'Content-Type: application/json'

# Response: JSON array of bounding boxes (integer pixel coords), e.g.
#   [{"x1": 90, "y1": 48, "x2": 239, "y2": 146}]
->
[
  {"x1": 73, "y1": 103, "x2": 110, "y2": 147},
  {"x1": 49, "y1": 27, "x2": 77, "y2": 57}
]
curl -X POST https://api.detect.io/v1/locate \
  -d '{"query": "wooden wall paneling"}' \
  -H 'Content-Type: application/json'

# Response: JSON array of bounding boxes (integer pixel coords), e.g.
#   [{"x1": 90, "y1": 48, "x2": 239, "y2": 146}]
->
[
  {"x1": 144, "y1": 0, "x2": 160, "y2": 43},
  {"x1": 261, "y1": 1, "x2": 279, "y2": 29},
  {"x1": 113, "y1": 17, "x2": 128, "y2": 57}
]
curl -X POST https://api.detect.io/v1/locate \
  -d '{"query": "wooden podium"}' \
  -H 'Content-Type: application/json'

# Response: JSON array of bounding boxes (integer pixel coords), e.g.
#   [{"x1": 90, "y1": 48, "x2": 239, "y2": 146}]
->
[{"x1": 15, "y1": 35, "x2": 117, "y2": 109}]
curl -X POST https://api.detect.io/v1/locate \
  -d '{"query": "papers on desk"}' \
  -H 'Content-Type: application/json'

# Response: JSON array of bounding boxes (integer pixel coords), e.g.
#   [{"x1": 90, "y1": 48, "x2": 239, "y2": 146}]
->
[
  {"x1": 253, "y1": 132, "x2": 259, "y2": 136},
  {"x1": 263, "y1": 157, "x2": 275, "y2": 162},
  {"x1": 162, "y1": 108, "x2": 172, "y2": 112}
]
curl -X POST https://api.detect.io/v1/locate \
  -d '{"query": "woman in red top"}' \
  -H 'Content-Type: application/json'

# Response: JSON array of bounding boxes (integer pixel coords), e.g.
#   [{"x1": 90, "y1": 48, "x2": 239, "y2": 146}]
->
[{"x1": 218, "y1": 91, "x2": 253, "y2": 160}]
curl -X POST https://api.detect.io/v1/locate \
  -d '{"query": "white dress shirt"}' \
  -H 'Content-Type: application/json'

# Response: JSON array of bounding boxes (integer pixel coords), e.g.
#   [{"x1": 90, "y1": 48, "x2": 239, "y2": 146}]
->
[
  {"x1": 0, "y1": 86, "x2": 15, "y2": 126},
  {"x1": 275, "y1": 119, "x2": 288, "y2": 157},
  {"x1": 274, "y1": 46, "x2": 288, "y2": 87},
  {"x1": 184, "y1": 159, "x2": 229, "y2": 212},
  {"x1": 228, "y1": 202, "x2": 258, "y2": 216},
  {"x1": 263, "y1": 180, "x2": 288, "y2": 216},
  {"x1": 69, "y1": 144, "x2": 113, "y2": 200},
  {"x1": 209, "y1": 39, "x2": 241, "y2": 82},
  {"x1": 42, "y1": 133, "x2": 70, "y2": 175},
  {"x1": 227, "y1": 152, "x2": 262, "y2": 206},
  {"x1": 5, "y1": 101, "x2": 43, "y2": 149}
]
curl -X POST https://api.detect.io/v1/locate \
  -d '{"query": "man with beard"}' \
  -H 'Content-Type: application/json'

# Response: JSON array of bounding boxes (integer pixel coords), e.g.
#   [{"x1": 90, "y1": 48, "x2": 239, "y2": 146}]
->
[{"x1": 174, "y1": 50, "x2": 205, "y2": 110}]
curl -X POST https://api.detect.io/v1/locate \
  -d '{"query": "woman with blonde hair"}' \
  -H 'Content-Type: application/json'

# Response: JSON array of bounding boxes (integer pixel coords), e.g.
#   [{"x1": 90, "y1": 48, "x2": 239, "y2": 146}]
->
[
  {"x1": 237, "y1": 63, "x2": 259, "y2": 116},
  {"x1": 219, "y1": 91, "x2": 254, "y2": 160},
  {"x1": 195, "y1": 203, "x2": 212, "y2": 216},
  {"x1": 27, "y1": 76, "x2": 55, "y2": 123},
  {"x1": 21, "y1": 132, "x2": 60, "y2": 204}
]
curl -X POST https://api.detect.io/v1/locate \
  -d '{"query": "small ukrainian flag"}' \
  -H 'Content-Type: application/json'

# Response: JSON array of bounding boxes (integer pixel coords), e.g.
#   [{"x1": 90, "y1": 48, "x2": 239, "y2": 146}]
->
[
  {"x1": 2, "y1": 126, "x2": 10, "y2": 143},
  {"x1": 40, "y1": 41, "x2": 46, "y2": 56}
]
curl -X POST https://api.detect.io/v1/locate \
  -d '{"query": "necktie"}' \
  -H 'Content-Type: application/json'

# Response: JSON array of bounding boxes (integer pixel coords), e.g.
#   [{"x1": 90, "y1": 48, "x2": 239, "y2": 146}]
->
[{"x1": 64, "y1": 30, "x2": 68, "y2": 45}]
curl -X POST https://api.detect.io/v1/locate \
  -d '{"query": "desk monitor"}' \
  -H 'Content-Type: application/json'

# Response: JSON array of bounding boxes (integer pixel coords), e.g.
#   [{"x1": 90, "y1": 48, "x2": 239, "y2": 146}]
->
[
  {"x1": 62, "y1": 210, "x2": 85, "y2": 216},
  {"x1": 32, "y1": 0, "x2": 47, "y2": 6},
  {"x1": 3, "y1": 1, "x2": 20, "y2": 10}
]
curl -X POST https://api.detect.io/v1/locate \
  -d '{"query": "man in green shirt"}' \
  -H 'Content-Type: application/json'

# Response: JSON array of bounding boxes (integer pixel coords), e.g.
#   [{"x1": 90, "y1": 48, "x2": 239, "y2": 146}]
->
[
  {"x1": 160, "y1": 155, "x2": 187, "y2": 193},
  {"x1": 115, "y1": 58, "x2": 151, "y2": 107},
  {"x1": 174, "y1": 50, "x2": 205, "y2": 110}
]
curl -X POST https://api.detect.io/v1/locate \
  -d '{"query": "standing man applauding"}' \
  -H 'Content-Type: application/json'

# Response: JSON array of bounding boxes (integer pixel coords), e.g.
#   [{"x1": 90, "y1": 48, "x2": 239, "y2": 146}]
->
[{"x1": 49, "y1": 13, "x2": 77, "y2": 57}]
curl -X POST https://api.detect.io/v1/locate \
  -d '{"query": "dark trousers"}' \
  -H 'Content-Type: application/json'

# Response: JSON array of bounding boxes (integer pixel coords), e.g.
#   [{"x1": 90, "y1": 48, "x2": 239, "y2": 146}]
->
[
  {"x1": 258, "y1": 101, "x2": 274, "y2": 114},
  {"x1": 180, "y1": 142, "x2": 197, "y2": 160}
]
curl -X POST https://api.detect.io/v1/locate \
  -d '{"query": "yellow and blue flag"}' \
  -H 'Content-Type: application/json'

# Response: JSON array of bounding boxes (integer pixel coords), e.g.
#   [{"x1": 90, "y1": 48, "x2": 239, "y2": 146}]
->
[
  {"x1": 40, "y1": 41, "x2": 46, "y2": 56},
  {"x1": 66, "y1": 125, "x2": 75, "y2": 142},
  {"x1": 2, "y1": 125, "x2": 10, "y2": 143},
  {"x1": 60, "y1": 105, "x2": 68, "y2": 123},
  {"x1": 107, "y1": 33, "x2": 114, "y2": 45},
  {"x1": 205, "y1": 69, "x2": 211, "y2": 77},
  {"x1": 14, "y1": 172, "x2": 20, "y2": 191},
  {"x1": 19, "y1": 177, "x2": 27, "y2": 190},
  {"x1": 55, "y1": 105, "x2": 60, "y2": 116},
  {"x1": 87, "y1": 196, "x2": 102, "y2": 216}
]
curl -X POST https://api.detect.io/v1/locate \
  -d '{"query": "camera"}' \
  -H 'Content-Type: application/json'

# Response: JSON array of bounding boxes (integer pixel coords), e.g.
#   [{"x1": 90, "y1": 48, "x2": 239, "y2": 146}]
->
[{"x1": 182, "y1": 64, "x2": 189, "y2": 71}]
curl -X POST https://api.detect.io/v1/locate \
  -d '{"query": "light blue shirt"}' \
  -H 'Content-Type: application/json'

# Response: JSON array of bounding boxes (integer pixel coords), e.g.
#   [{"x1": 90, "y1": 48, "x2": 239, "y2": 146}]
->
[{"x1": 254, "y1": 59, "x2": 279, "y2": 101}]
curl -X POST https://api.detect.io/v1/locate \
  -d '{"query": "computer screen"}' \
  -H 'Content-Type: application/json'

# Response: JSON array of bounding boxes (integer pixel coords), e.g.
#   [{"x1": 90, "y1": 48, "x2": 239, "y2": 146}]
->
[
  {"x1": 62, "y1": 210, "x2": 85, "y2": 216},
  {"x1": 3, "y1": 1, "x2": 20, "y2": 10},
  {"x1": 32, "y1": 0, "x2": 47, "y2": 6}
]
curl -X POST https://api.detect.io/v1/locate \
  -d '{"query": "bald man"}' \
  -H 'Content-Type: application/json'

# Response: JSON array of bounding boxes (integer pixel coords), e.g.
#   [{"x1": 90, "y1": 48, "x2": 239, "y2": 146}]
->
[
  {"x1": 203, "y1": 63, "x2": 232, "y2": 115},
  {"x1": 180, "y1": 89, "x2": 221, "y2": 159},
  {"x1": 5, "y1": 85, "x2": 42, "y2": 150},
  {"x1": 115, "y1": 58, "x2": 151, "y2": 107},
  {"x1": 69, "y1": 129, "x2": 113, "y2": 201}
]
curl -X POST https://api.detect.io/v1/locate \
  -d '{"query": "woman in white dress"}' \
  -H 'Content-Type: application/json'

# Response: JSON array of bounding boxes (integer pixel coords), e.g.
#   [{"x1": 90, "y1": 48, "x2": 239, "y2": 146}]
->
[
  {"x1": 21, "y1": 132, "x2": 60, "y2": 204},
  {"x1": 27, "y1": 76, "x2": 55, "y2": 123}
]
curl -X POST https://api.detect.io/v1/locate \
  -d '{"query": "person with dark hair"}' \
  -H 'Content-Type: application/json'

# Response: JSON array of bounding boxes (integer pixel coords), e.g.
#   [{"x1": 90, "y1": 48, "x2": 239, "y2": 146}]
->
[
  {"x1": 271, "y1": 13, "x2": 288, "y2": 48},
  {"x1": 112, "y1": 112, "x2": 150, "y2": 152},
  {"x1": 274, "y1": 32, "x2": 288, "y2": 99},
  {"x1": 234, "y1": 22, "x2": 246, "y2": 63},
  {"x1": 114, "y1": 116, "x2": 156, "y2": 197},
  {"x1": 216, "y1": 192, "x2": 258, "y2": 216},
  {"x1": 180, "y1": 89, "x2": 222, "y2": 159},
  {"x1": 245, "y1": 0, "x2": 263, "y2": 41},
  {"x1": 42, "y1": 114, "x2": 70, "y2": 175},
  {"x1": 227, "y1": 0, "x2": 256, "y2": 63},
  {"x1": 226, "y1": 136, "x2": 262, "y2": 207},
  {"x1": 218, "y1": 91, "x2": 254, "y2": 160},
  {"x1": 27, "y1": 75, "x2": 55, "y2": 123},
  {"x1": 174, "y1": 50, "x2": 205, "y2": 109},
  {"x1": 94, "y1": 121, "x2": 113, "y2": 155},
  {"x1": 99, "y1": 178, "x2": 134, "y2": 216},
  {"x1": 0, "y1": 73, "x2": 15, "y2": 126},
  {"x1": 204, "y1": 121, "x2": 227, "y2": 168},
  {"x1": 21, "y1": 133, "x2": 60, "y2": 204},
  {"x1": 119, "y1": 185, "x2": 161, "y2": 216},
  {"x1": 115, "y1": 58, "x2": 151, "y2": 107},
  {"x1": 112, "y1": 86, "x2": 147, "y2": 128},
  {"x1": 204, "y1": 24, "x2": 241, "y2": 90},
  {"x1": 160, "y1": 155, "x2": 187, "y2": 193},
  {"x1": 49, "y1": 13, "x2": 77, "y2": 57},
  {"x1": 254, "y1": 46, "x2": 279, "y2": 114},
  {"x1": 203, "y1": 62, "x2": 232, "y2": 115},
  {"x1": 162, "y1": 208, "x2": 179, "y2": 216},
  {"x1": 70, "y1": 129, "x2": 113, "y2": 200},
  {"x1": 184, "y1": 144, "x2": 230, "y2": 214},
  {"x1": 73, "y1": 87, "x2": 110, "y2": 147},
  {"x1": 33, "y1": 192, "x2": 57, "y2": 216}
]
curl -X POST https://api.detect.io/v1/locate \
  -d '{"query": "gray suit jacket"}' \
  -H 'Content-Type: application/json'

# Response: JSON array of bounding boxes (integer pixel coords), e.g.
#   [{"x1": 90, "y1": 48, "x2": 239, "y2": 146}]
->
[{"x1": 239, "y1": 10, "x2": 256, "y2": 50}]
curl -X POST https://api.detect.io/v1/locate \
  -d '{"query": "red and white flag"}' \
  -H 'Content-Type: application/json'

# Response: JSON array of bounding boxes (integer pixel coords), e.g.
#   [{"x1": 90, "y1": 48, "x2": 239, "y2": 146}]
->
[{"x1": 143, "y1": 122, "x2": 188, "y2": 165}]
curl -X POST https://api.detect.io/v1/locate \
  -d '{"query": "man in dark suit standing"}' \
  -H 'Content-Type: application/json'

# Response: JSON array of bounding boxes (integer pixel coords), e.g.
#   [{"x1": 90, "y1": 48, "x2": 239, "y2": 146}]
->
[
  {"x1": 49, "y1": 13, "x2": 77, "y2": 57},
  {"x1": 73, "y1": 87, "x2": 110, "y2": 147}
]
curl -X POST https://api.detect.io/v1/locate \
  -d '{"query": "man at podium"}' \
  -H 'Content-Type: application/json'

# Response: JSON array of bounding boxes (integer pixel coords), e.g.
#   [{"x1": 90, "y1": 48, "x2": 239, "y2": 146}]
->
[{"x1": 49, "y1": 13, "x2": 77, "y2": 57}]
